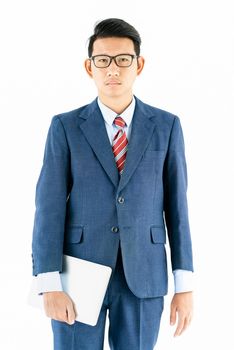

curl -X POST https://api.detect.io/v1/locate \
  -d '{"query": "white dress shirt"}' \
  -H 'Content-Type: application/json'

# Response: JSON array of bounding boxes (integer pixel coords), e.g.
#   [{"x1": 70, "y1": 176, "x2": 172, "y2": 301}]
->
[{"x1": 36, "y1": 96, "x2": 193, "y2": 295}]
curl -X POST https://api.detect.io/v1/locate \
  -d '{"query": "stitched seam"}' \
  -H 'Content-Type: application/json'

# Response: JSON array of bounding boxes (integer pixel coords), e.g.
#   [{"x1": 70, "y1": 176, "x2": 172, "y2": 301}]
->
[
  {"x1": 139, "y1": 299, "x2": 142, "y2": 350},
  {"x1": 56, "y1": 116, "x2": 70, "y2": 153},
  {"x1": 71, "y1": 322, "x2": 76, "y2": 350}
]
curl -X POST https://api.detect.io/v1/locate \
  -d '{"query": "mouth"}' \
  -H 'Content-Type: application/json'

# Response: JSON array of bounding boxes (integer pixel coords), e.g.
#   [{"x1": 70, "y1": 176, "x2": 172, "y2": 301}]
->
[{"x1": 105, "y1": 80, "x2": 121, "y2": 86}]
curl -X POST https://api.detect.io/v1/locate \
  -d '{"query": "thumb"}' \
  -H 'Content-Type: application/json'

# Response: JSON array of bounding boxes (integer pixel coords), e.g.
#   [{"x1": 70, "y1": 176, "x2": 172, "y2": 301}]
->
[
  {"x1": 66, "y1": 301, "x2": 76, "y2": 325},
  {"x1": 170, "y1": 304, "x2": 177, "y2": 326}
]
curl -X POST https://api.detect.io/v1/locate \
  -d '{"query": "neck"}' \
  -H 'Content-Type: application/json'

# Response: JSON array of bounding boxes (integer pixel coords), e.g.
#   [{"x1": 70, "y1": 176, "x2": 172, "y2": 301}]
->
[{"x1": 98, "y1": 93, "x2": 133, "y2": 114}]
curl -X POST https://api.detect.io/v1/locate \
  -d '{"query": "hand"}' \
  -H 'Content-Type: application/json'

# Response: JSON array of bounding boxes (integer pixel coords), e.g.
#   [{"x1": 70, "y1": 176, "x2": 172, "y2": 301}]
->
[
  {"x1": 170, "y1": 291, "x2": 193, "y2": 337},
  {"x1": 43, "y1": 291, "x2": 76, "y2": 325}
]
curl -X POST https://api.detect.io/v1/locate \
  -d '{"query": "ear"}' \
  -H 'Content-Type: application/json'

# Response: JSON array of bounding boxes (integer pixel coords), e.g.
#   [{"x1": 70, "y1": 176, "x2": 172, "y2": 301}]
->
[
  {"x1": 84, "y1": 58, "x2": 93, "y2": 78},
  {"x1": 136, "y1": 56, "x2": 145, "y2": 76}
]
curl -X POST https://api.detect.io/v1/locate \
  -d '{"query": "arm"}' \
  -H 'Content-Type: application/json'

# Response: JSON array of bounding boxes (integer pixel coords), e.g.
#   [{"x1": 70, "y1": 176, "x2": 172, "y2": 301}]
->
[
  {"x1": 36, "y1": 271, "x2": 62, "y2": 295},
  {"x1": 173, "y1": 269, "x2": 194, "y2": 293},
  {"x1": 31, "y1": 116, "x2": 70, "y2": 275},
  {"x1": 163, "y1": 116, "x2": 194, "y2": 336},
  {"x1": 36, "y1": 271, "x2": 76, "y2": 324},
  {"x1": 171, "y1": 269, "x2": 194, "y2": 336},
  {"x1": 31, "y1": 116, "x2": 75, "y2": 324}
]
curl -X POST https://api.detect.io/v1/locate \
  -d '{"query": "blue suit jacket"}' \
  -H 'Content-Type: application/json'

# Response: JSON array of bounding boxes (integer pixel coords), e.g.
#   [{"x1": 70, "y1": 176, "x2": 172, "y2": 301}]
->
[{"x1": 32, "y1": 96, "x2": 193, "y2": 298}]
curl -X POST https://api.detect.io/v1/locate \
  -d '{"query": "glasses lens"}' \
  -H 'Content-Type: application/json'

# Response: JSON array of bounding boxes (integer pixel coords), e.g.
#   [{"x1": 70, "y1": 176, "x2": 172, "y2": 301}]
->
[
  {"x1": 93, "y1": 56, "x2": 110, "y2": 68},
  {"x1": 115, "y1": 55, "x2": 133, "y2": 67}
]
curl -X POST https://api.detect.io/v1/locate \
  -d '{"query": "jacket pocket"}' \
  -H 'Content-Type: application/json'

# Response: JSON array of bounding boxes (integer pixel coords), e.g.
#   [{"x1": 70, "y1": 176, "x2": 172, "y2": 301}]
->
[
  {"x1": 150, "y1": 226, "x2": 166, "y2": 244},
  {"x1": 65, "y1": 225, "x2": 83, "y2": 243}
]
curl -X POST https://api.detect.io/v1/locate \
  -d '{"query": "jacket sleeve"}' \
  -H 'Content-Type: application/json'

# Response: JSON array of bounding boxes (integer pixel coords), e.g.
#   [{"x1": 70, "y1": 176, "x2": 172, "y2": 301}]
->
[
  {"x1": 31, "y1": 116, "x2": 71, "y2": 275},
  {"x1": 163, "y1": 116, "x2": 194, "y2": 272}
]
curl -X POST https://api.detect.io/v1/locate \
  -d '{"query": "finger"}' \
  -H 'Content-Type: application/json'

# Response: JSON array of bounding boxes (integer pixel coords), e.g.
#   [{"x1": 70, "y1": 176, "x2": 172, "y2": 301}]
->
[
  {"x1": 66, "y1": 302, "x2": 76, "y2": 325},
  {"x1": 174, "y1": 314, "x2": 185, "y2": 337},
  {"x1": 50, "y1": 303, "x2": 68, "y2": 322},
  {"x1": 170, "y1": 305, "x2": 177, "y2": 326},
  {"x1": 180, "y1": 314, "x2": 192, "y2": 334},
  {"x1": 180, "y1": 317, "x2": 190, "y2": 334}
]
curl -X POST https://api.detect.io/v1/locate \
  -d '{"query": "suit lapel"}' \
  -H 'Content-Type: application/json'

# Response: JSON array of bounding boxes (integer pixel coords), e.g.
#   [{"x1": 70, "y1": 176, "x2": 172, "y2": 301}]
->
[
  {"x1": 117, "y1": 97, "x2": 156, "y2": 192},
  {"x1": 79, "y1": 100, "x2": 119, "y2": 188},
  {"x1": 79, "y1": 97, "x2": 156, "y2": 191}
]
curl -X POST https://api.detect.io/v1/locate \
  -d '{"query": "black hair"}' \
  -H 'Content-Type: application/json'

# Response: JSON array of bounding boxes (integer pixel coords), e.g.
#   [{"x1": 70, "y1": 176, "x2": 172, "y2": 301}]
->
[{"x1": 88, "y1": 18, "x2": 141, "y2": 57}]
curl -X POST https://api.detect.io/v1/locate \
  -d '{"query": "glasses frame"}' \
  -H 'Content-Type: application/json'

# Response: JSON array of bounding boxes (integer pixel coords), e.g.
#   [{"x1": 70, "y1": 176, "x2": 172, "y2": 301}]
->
[{"x1": 90, "y1": 54, "x2": 138, "y2": 68}]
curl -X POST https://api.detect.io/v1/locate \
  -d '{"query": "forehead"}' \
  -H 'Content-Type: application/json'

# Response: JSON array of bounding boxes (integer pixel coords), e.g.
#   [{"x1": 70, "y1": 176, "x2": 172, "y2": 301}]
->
[{"x1": 92, "y1": 37, "x2": 135, "y2": 56}]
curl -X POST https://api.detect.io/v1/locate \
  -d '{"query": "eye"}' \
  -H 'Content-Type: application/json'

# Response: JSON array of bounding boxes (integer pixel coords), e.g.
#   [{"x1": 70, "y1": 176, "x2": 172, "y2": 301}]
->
[
  {"x1": 119, "y1": 57, "x2": 130, "y2": 62},
  {"x1": 98, "y1": 58, "x2": 108, "y2": 63},
  {"x1": 116, "y1": 55, "x2": 132, "y2": 66}
]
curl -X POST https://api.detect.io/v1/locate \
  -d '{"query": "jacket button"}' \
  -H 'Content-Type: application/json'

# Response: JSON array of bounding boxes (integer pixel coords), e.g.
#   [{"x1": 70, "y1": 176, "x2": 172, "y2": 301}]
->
[
  {"x1": 118, "y1": 197, "x2": 125, "y2": 204},
  {"x1": 111, "y1": 226, "x2": 119, "y2": 233}
]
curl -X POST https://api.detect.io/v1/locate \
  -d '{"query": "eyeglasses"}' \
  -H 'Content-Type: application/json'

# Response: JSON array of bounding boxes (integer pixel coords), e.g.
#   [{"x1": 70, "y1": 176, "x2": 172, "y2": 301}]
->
[{"x1": 90, "y1": 54, "x2": 138, "y2": 68}]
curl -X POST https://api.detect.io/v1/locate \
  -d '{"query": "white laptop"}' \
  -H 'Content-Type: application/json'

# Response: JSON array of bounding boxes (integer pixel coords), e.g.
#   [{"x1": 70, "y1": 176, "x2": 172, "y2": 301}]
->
[{"x1": 27, "y1": 254, "x2": 112, "y2": 326}]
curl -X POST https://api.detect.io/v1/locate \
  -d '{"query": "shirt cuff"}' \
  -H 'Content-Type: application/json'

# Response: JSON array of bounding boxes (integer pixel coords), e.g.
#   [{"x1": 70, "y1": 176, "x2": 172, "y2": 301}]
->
[
  {"x1": 36, "y1": 271, "x2": 63, "y2": 295},
  {"x1": 173, "y1": 269, "x2": 194, "y2": 293}
]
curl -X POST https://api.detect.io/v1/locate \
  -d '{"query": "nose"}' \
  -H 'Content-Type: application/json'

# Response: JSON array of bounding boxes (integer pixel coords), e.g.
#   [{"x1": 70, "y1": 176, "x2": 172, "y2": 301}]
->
[{"x1": 106, "y1": 59, "x2": 120, "y2": 77}]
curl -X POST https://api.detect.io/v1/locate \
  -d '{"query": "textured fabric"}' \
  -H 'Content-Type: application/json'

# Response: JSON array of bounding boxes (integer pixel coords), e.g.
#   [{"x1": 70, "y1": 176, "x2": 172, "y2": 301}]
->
[
  {"x1": 112, "y1": 116, "x2": 128, "y2": 175},
  {"x1": 51, "y1": 244, "x2": 164, "y2": 350},
  {"x1": 35, "y1": 95, "x2": 194, "y2": 295},
  {"x1": 31, "y1": 96, "x2": 194, "y2": 299}
]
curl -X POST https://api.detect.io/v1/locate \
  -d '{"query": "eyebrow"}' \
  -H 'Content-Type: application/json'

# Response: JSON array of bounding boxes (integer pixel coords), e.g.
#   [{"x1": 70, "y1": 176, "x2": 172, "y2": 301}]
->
[{"x1": 91, "y1": 53, "x2": 136, "y2": 57}]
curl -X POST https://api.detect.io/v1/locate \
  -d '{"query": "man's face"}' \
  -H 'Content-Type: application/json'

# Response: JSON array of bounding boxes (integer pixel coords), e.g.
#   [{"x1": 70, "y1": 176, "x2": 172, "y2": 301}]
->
[{"x1": 85, "y1": 37, "x2": 144, "y2": 100}]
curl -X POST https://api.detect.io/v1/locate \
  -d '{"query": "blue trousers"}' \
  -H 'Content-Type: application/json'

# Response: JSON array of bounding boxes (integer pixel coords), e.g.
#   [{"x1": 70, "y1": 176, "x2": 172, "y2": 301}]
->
[{"x1": 51, "y1": 244, "x2": 164, "y2": 350}]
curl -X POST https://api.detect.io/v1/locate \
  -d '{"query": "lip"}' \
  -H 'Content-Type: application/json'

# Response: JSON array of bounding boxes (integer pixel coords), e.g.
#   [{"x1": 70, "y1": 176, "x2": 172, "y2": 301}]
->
[{"x1": 105, "y1": 80, "x2": 121, "y2": 85}]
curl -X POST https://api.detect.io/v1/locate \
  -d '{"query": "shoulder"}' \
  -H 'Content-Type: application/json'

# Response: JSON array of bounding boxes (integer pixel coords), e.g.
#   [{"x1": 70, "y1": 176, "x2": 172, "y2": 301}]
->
[
  {"x1": 134, "y1": 96, "x2": 180, "y2": 129},
  {"x1": 51, "y1": 101, "x2": 95, "y2": 127}
]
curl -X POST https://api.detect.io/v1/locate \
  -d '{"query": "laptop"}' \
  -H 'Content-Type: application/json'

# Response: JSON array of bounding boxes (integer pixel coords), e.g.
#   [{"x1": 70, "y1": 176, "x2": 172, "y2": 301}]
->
[{"x1": 27, "y1": 254, "x2": 112, "y2": 326}]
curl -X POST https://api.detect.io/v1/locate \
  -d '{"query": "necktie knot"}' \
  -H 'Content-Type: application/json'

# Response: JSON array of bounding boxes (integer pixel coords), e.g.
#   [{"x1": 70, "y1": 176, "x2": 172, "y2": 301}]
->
[{"x1": 113, "y1": 116, "x2": 126, "y2": 129}]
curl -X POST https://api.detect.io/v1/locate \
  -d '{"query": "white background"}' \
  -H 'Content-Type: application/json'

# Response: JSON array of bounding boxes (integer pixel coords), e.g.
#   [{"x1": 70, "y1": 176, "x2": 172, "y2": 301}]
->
[{"x1": 1, "y1": 0, "x2": 234, "y2": 349}]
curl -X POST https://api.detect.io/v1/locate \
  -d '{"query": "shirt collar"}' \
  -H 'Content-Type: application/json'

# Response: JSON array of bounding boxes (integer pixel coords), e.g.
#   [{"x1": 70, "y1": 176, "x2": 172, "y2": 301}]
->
[{"x1": 97, "y1": 96, "x2": 136, "y2": 127}]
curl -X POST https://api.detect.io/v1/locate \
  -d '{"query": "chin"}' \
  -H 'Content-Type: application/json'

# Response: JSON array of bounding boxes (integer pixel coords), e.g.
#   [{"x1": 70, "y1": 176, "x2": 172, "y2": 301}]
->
[
  {"x1": 104, "y1": 91, "x2": 123, "y2": 99},
  {"x1": 105, "y1": 87, "x2": 127, "y2": 98}
]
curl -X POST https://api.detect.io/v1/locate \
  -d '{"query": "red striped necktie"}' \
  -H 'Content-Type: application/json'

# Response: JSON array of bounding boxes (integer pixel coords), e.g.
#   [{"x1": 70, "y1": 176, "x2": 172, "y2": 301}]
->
[{"x1": 112, "y1": 116, "x2": 128, "y2": 175}]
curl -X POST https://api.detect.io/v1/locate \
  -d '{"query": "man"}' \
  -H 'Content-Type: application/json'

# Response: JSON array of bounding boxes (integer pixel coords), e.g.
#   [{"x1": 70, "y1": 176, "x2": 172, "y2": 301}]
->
[{"x1": 31, "y1": 18, "x2": 194, "y2": 350}]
